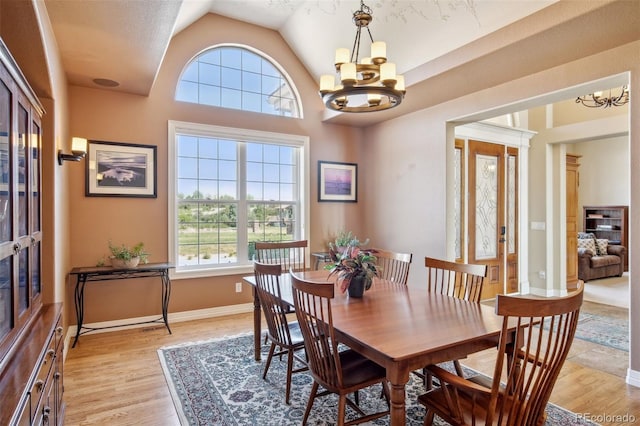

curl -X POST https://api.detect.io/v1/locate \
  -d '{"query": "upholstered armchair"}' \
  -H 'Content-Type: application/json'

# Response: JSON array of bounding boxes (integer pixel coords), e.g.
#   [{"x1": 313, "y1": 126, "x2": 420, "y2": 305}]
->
[{"x1": 578, "y1": 240, "x2": 626, "y2": 282}]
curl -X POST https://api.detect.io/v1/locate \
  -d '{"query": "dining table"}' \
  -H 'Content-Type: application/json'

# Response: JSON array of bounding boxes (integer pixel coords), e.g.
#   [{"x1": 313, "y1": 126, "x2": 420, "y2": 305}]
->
[{"x1": 242, "y1": 270, "x2": 511, "y2": 426}]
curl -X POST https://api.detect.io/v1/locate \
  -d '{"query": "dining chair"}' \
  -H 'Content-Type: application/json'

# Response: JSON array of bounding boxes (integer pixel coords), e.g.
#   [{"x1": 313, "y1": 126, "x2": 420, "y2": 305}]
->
[
  {"x1": 370, "y1": 248, "x2": 412, "y2": 286},
  {"x1": 255, "y1": 240, "x2": 308, "y2": 273},
  {"x1": 255, "y1": 240, "x2": 308, "y2": 342},
  {"x1": 253, "y1": 261, "x2": 307, "y2": 404},
  {"x1": 418, "y1": 283, "x2": 584, "y2": 426},
  {"x1": 419, "y1": 256, "x2": 487, "y2": 389},
  {"x1": 290, "y1": 271, "x2": 390, "y2": 425}
]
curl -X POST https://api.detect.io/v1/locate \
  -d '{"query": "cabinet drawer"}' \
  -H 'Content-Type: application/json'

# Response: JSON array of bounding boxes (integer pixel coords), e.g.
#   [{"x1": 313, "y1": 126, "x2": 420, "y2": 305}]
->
[
  {"x1": 32, "y1": 367, "x2": 55, "y2": 426},
  {"x1": 14, "y1": 399, "x2": 31, "y2": 426},
  {"x1": 30, "y1": 335, "x2": 56, "y2": 419}
]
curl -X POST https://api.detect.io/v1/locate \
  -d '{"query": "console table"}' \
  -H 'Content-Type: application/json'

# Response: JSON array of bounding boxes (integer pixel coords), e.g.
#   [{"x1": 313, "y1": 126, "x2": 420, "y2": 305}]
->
[
  {"x1": 69, "y1": 262, "x2": 173, "y2": 347},
  {"x1": 311, "y1": 251, "x2": 332, "y2": 270}
]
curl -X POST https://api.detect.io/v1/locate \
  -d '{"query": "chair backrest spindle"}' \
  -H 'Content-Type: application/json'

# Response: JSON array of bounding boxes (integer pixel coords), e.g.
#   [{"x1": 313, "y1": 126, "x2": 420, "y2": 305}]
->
[
  {"x1": 371, "y1": 248, "x2": 412, "y2": 286},
  {"x1": 425, "y1": 256, "x2": 486, "y2": 302},
  {"x1": 255, "y1": 240, "x2": 308, "y2": 273}
]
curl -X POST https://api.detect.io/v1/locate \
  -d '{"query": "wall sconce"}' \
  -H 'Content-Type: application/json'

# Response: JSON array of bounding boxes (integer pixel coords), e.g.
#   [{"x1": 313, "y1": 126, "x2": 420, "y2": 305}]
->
[{"x1": 58, "y1": 137, "x2": 87, "y2": 165}]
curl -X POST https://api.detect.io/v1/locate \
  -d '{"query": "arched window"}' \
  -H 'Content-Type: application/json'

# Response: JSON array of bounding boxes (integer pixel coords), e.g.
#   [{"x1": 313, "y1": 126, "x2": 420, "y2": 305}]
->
[{"x1": 176, "y1": 45, "x2": 302, "y2": 118}]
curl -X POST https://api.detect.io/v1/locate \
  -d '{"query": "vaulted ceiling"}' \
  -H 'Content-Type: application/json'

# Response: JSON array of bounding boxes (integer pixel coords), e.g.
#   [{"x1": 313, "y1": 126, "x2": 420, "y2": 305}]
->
[
  {"x1": 40, "y1": 0, "x2": 640, "y2": 127},
  {"x1": 44, "y1": 0, "x2": 555, "y2": 96}
]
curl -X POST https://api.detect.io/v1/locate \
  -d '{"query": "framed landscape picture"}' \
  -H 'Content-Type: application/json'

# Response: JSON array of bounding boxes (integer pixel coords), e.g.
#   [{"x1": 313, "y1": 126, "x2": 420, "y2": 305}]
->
[
  {"x1": 86, "y1": 140, "x2": 157, "y2": 198},
  {"x1": 318, "y1": 160, "x2": 357, "y2": 202}
]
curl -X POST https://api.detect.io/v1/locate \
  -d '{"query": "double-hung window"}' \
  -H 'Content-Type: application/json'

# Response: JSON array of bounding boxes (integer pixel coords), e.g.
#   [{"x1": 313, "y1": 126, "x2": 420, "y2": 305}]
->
[{"x1": 168, "y1": 121, "x2": 309, "y2": 277}]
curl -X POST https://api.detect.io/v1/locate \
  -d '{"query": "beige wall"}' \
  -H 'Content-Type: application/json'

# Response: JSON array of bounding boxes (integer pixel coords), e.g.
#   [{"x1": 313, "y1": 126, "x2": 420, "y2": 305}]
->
[{"x1": 574, "y1": 136, "x2": 630, "y2": 215}]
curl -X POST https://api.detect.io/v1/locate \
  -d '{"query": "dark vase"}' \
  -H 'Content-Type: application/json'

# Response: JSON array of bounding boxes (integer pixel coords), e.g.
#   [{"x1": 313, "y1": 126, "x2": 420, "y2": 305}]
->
[{"x1": 348, "y1": 276, "x2": 366, "y2": 298}]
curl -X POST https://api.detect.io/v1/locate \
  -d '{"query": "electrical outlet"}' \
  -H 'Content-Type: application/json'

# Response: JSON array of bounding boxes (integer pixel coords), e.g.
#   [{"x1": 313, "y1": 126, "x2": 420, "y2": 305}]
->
[
  {"x1": 538, "y1": 270, "x2": 546, "y2": 279},
  {"x1": 235, "y1": 282, "x2": 242, "y2": 292}
]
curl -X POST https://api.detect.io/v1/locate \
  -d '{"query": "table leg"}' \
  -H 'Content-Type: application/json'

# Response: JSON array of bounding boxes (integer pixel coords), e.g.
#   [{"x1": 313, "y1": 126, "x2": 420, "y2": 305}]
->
[
  {"x1": 72, "y1": 275, "x2": 87, "y2": 348},
  {"x1": 161, "y1": 271, "x2": 172, "y2": 334},
  {"x1": 388, "y1": 370, "x2": 408, "y2": 425},
  {"x1": 253, "y1": 286, "x2": 262, "y2": 361}
]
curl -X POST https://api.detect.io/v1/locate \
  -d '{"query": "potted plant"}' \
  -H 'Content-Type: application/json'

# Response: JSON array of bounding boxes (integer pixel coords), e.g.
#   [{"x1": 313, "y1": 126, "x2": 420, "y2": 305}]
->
[
  {"x1": 107, "y1": 241, "x2": 149, "y2": 268},
  {"x1": 328, "y1": 230, "x2": 369, "y2": 255},
  {"x1": 325, "y1": 239, "x2": 379, "y2": 297}
]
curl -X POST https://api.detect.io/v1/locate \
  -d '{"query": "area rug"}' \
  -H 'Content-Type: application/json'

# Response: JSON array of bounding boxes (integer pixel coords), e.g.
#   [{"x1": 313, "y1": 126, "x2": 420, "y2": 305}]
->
[
  {"x1": 158, "y1": 334, "x2": 599, "y2": 425},
  {"x1": 575, "y1": 312, "x2": 628, "y2": 352}
]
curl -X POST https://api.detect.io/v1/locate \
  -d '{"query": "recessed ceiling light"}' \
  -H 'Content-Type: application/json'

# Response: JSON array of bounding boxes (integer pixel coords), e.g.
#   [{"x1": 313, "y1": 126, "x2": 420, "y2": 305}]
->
[{"x1": 93, "y1": 78, "x2": 119, "y2": 87}]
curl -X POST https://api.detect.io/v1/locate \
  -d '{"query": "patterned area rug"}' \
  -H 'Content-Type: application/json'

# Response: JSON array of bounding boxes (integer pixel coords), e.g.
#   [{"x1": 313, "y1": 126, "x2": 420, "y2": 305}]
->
[
  {"x1": 158, "y1": 334, "x2": 599, "y2": 425},
  {"x1": 575, "y1": 312, "x2": 628, "y2": 352}
]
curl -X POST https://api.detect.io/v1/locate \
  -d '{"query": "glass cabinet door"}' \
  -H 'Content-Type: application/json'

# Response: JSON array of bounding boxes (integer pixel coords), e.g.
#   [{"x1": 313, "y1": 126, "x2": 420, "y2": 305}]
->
[
  {"x1": 0, "y1": 79, "x2": 11, "y2": 341},
  {"x1": 30, "y1": 121, "x2": 41, "y2": 298}
]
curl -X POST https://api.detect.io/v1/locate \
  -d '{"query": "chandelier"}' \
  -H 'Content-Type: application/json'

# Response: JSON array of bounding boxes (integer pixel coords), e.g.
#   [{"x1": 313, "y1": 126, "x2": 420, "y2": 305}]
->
[
  {"x1": 318, "y1": 0, "x2": 405, "y2": 113},
  {"x1": 575, "y1": 86, "x2": 629, "y2": 108}
]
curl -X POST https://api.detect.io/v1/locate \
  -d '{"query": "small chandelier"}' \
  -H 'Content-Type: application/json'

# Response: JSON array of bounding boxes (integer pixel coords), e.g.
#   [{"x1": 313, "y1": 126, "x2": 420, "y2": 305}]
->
[
  {"x1": 319, "y1": 0, "x2": 405, "y2": 113},
  {"x1": 575, "y1": 86, "x2": 629, "y2": 108}
]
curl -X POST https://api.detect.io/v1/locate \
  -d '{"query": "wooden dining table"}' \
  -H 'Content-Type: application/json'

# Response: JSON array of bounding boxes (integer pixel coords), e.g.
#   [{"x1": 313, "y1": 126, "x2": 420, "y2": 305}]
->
[{"x1": 242, "y1": 270, "x2": 509, "y2": 426}]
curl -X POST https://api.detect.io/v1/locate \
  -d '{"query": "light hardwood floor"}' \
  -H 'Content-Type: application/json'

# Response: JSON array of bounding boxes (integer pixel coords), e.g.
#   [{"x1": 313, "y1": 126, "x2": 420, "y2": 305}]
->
[{"x1": 63, "y1": 301, "x2": 640, "y2": 425}]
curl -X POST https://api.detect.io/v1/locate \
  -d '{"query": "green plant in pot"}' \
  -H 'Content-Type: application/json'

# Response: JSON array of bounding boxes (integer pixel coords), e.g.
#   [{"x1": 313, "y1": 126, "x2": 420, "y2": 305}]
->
[
  {"x1": 108, "y1": 241, "x2": 148, "y2": 268},
  {"x1": 328, "y1": 230, "x2": 369, "y2": 256},
  {"x1": 325, "y1": 232, "x2": 380, "y2": 297}
]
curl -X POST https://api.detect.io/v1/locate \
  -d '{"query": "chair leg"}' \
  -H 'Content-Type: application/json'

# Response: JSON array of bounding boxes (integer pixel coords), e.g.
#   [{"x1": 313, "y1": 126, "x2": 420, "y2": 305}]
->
[
  {"x1": 425, "y1": 368, "x2": 433, "y2": 390},
  {"x1": 337, "y1": 395, "x2": 347, "y2": 426},
  {"x1": 424, "y1": 410, "x2": 435, "y2": 426},
  {"x1": 285, "y1": 347, "x2": 294, "y2": 404},
  {"x1": 262, "y1": 342, "x2": 276, "y2": 379},
  {"x1": 453, "y1": 359, "x2": 464, "y2": 377},
  {"x1": 302, "y1": 381, "x2": 319, "y2": 425},
  {"x1": 381, "y1": 380, "x2": 390, "y2": 406}
]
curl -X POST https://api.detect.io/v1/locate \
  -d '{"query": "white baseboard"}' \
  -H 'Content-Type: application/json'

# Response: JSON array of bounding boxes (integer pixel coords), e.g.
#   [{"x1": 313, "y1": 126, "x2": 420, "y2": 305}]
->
[
  {"x1": 626, "y1": 367, "x2": 640, "y2": 388},
  {"x1": 64, "y1": 303, "x2": 254, "y2": 360}
]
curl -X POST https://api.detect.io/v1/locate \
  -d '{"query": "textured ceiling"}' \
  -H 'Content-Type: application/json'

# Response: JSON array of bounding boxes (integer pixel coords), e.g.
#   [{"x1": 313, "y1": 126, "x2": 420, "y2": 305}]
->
[
  {"x1": 41, "y1": 0, "x2": 639, "y2": 127},
  {"x1": 44, "y1": 0, "x2": 555, "y2": 95}
]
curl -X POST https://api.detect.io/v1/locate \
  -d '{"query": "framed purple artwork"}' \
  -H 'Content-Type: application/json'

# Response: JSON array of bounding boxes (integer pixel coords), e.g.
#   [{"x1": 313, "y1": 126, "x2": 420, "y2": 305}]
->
[{"x1": 318, "y1": 161, "x2": 357, "y2": 202}]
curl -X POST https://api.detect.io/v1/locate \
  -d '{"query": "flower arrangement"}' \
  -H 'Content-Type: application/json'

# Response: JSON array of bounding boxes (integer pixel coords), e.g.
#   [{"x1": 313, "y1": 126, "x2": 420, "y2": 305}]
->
[{"x1": 325, "y1": 232, "x2": 379, "y2": 294}]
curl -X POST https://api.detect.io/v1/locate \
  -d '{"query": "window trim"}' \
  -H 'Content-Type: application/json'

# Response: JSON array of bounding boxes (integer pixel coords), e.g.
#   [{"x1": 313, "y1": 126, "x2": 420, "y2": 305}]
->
[
  {"x1": 168, "y1": 120, "x2": 310, "y2": 279},
  {"x1": 176, "y1": 43, "x2": 304, "y2": 119}
]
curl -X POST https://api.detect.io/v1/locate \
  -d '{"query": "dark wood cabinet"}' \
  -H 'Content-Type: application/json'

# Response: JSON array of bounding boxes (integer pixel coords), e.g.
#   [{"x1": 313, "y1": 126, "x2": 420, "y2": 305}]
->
[
  {"x1": 583, "y1": 205, "x2": 629, "y2": 271},
  {"x1": 0, "y1": 303, "x2": 64, "y2": 426},
  {"x1": 0, "y1": 38, "x2": 63, "y2": 425}
]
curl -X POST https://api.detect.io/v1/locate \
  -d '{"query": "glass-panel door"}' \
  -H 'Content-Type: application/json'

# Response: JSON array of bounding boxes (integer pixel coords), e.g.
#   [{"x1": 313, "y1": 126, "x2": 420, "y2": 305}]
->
[
  {"x1": 466, "y1": 140, "x2": 520, "y2": 298},
  {"x1": 506, "y1": 147, "x2": 519, "y2": 293},
  {"x1": 468, "y1": 140, "x2": 506, "y2": 300}
]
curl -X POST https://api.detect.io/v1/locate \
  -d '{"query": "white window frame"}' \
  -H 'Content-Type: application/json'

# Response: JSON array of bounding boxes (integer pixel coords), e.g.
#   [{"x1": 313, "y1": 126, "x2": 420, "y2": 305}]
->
[
  {"x1": 168, "y1": 120, "x2": 310, "y2": 279},
  {"x1": 175, "y1": 43, "x2": 304, "y2": 119}
]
